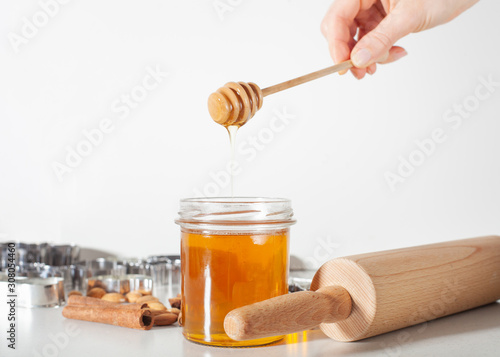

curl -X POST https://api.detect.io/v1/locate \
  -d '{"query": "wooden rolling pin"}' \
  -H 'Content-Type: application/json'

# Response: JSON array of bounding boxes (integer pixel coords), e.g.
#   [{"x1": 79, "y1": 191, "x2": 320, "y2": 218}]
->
[
  {"x1": 208, "y1": 60, "x2": 353, "y2": 127},
  {"x1": 224, "y1": 236, "x2": 500, "y2": 342}
]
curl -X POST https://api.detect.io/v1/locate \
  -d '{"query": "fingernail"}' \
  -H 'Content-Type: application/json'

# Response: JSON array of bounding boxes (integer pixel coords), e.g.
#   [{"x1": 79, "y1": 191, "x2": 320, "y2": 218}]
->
[
  {"x1": 339, "y1": 69, "x2": 348, "y2": 76},
  {"x1": 352, "y1": 48, "x2": 371, "y2": 67},
  {"x1": 366, "y1": 67, "x2": 373, "y2": 75},
  {"x1": 392, "y1": 49, "x2": 408, "y2": 61}
]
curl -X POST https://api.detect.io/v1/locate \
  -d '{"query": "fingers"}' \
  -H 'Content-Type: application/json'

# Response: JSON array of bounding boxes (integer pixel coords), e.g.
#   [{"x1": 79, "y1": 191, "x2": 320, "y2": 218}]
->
[
  {"x1": 322, "y1": 0, "x2": 370, "y2": 79},
  {"x1": 366, "y1": 63, "x2": 377, "y2": 75},
  {"x1": 322, "y1": 0, "x2": 410, "y2": 78},
  {"x1": 325, "y1": 19, "x2": 354, "y2": 65},
  {"x1": 350, "y1": 66, "x2": 367, "y2": 79},
  {"x1": 348, "y1": 47, "x2": 407, "y2": 78},
  {"x1": 321, "y1": 0, "x2": 361, "y2": 64},
  {"x1": 351, "y1": 3, "x2": 416, "y2": 68},
  {"x1": 379, "y1": 46, "x2": 408, "y2": 64}
]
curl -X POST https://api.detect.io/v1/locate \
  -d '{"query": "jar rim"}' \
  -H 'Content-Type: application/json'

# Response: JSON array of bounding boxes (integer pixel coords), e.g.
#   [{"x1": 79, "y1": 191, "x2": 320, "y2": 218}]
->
[
  {"x1": 179, "y1": 197, "x2": 291, "y2": 204},
  {"x1": 175, "y1": 197, "x2": 296, "y2": 230}
]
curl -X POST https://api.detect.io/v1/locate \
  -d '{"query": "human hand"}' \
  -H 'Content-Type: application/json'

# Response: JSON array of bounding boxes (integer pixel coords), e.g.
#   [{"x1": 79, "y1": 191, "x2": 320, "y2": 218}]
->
[{"x1": 321, "y1": 0, "x2": 479, "y2": 79}]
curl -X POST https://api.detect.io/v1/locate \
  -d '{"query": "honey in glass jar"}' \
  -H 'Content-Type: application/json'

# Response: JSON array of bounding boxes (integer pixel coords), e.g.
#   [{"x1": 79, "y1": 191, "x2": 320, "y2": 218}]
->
[{"x1": 175, "y1": 197, "x2": 296, "y2": 347}]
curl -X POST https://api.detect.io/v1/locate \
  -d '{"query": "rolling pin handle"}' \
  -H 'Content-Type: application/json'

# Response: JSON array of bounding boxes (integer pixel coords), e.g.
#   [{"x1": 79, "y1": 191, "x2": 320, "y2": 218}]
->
[{"x1": 224, "y1": 285, "x2": 352, "y2": 341}]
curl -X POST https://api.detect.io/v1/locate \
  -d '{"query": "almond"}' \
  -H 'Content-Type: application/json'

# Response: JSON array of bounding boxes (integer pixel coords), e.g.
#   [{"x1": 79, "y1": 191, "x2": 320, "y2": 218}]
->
[
  {"x1": 87, "y1": 287, "x2": 106, "y2": 299},
  {"x1": 68, "y1": 290, "x2": 82, "y2": 297},
  {"x1": 126, "y1": 292, "x2": 142, "y2": 303},
  {"x1": 177, "y1": 312, "x2": 183, "y2": 326},
  {"x1": 101, "y1": 293, "x2": 126, "y2": 303},
  {"x1": 150, "y1": 309, "x2": 167, "y2": 317},
  {"x1": 154, "y1": 313, "x2": 177, "y2": 326},
  {"x1": 146, "y1": 302, "x2": 167, "y2": 311},
  {"x1": 136, "y1": 295, "x2": 159, "y2": 304},
  {"x1": 167, "y1": 308, "x2": 180, "y2": 316}
]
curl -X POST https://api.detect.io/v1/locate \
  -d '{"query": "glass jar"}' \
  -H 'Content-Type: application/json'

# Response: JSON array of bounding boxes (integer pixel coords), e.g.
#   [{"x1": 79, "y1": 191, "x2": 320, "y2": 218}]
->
[{"x1": 175, "y1": 197, "x2": 296, "y2": 347}]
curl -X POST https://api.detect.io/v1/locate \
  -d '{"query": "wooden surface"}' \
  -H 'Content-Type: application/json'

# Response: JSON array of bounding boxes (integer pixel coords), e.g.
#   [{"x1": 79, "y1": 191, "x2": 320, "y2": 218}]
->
[
  {"x1": 6, "y1": 291, "x2": 500, "y2": 356},
  {"x1": 222, "y1": 236, "x2": 500, "y2": 342},
  {"x1": 312, "y1": 235, "x2": 500, "y2": 341},
  {"x1": 224, "y1": 285, "x2": 351, "y2": 341}
]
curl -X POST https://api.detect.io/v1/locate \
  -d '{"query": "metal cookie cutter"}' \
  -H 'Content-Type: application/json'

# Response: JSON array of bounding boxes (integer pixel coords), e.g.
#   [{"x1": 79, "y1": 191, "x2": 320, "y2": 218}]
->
[
  {"x1": 87, "y1": 274, "x2": 153, "y2": 295},
  {"x1": 0, "y1": 274, "x2": 65, "y2": 308}
]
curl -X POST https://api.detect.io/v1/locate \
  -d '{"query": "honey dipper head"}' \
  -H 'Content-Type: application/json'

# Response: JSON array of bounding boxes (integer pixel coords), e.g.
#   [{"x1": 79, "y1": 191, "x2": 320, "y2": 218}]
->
[
  {"x1": 208, "y1": 82, "x2": 263, "y2": 127},
  {"x1": 208, "y1": 91, "x2": 232, "y2": 125}
]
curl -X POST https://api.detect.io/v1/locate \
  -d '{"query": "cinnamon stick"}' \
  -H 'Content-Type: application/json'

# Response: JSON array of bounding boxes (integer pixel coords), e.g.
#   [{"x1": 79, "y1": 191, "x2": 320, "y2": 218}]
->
[
  {"x1": 68, "y1": 295, "x2": 117, "y2": 306},
  {"x1": 62, "y1": 305, "x2": 153, "y2": 330},
  {"x1": 168, "y1": 297, "x2": 181, "y2": 309},
  {"x1": 67, "y1": 295, "x2": 146, "y2": 310}
]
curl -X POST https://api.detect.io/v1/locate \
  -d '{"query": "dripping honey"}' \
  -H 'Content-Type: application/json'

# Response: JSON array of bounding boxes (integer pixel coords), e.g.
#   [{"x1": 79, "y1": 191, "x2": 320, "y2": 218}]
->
[{"x1": 227, "y1": 125, "x2": 238, "y2": 197}]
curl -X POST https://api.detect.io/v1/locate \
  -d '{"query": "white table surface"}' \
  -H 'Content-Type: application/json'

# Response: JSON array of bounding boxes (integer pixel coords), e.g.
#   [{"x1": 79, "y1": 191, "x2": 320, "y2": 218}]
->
[{"x1": 1, "y1": 301, "x2": 499, "y2": 357}]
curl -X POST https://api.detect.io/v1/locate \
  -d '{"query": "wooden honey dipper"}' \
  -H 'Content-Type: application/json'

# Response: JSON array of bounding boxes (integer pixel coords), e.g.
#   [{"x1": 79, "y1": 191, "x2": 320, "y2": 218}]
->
[
  {"x1": 224, "y1": 235, "x2": 500, "y2": 342},
  {"x1": 208, "y1": 60, "x2": 354, "y2": 127}
]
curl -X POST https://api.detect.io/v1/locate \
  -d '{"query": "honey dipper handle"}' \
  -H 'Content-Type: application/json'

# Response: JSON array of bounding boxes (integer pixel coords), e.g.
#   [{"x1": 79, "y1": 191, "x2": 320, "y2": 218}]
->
[
  {"x1": 224, "y1": 285, "x2": 352, "y2": 341},
  {"x1": 261, "y1": 60, "x2": 353, "y2": 97}
]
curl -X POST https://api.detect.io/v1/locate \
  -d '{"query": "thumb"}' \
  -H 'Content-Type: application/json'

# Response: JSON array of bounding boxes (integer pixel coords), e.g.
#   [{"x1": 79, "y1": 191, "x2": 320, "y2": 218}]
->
[{"x1": 351, "y1": 4, "x2": 416, "y2": 68}]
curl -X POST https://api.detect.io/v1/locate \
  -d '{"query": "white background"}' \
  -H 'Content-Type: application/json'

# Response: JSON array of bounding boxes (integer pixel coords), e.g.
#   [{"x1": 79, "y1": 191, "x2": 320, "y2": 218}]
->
[{"x1": 0, "y1": 0, "x2": 499, "y2": 268}]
